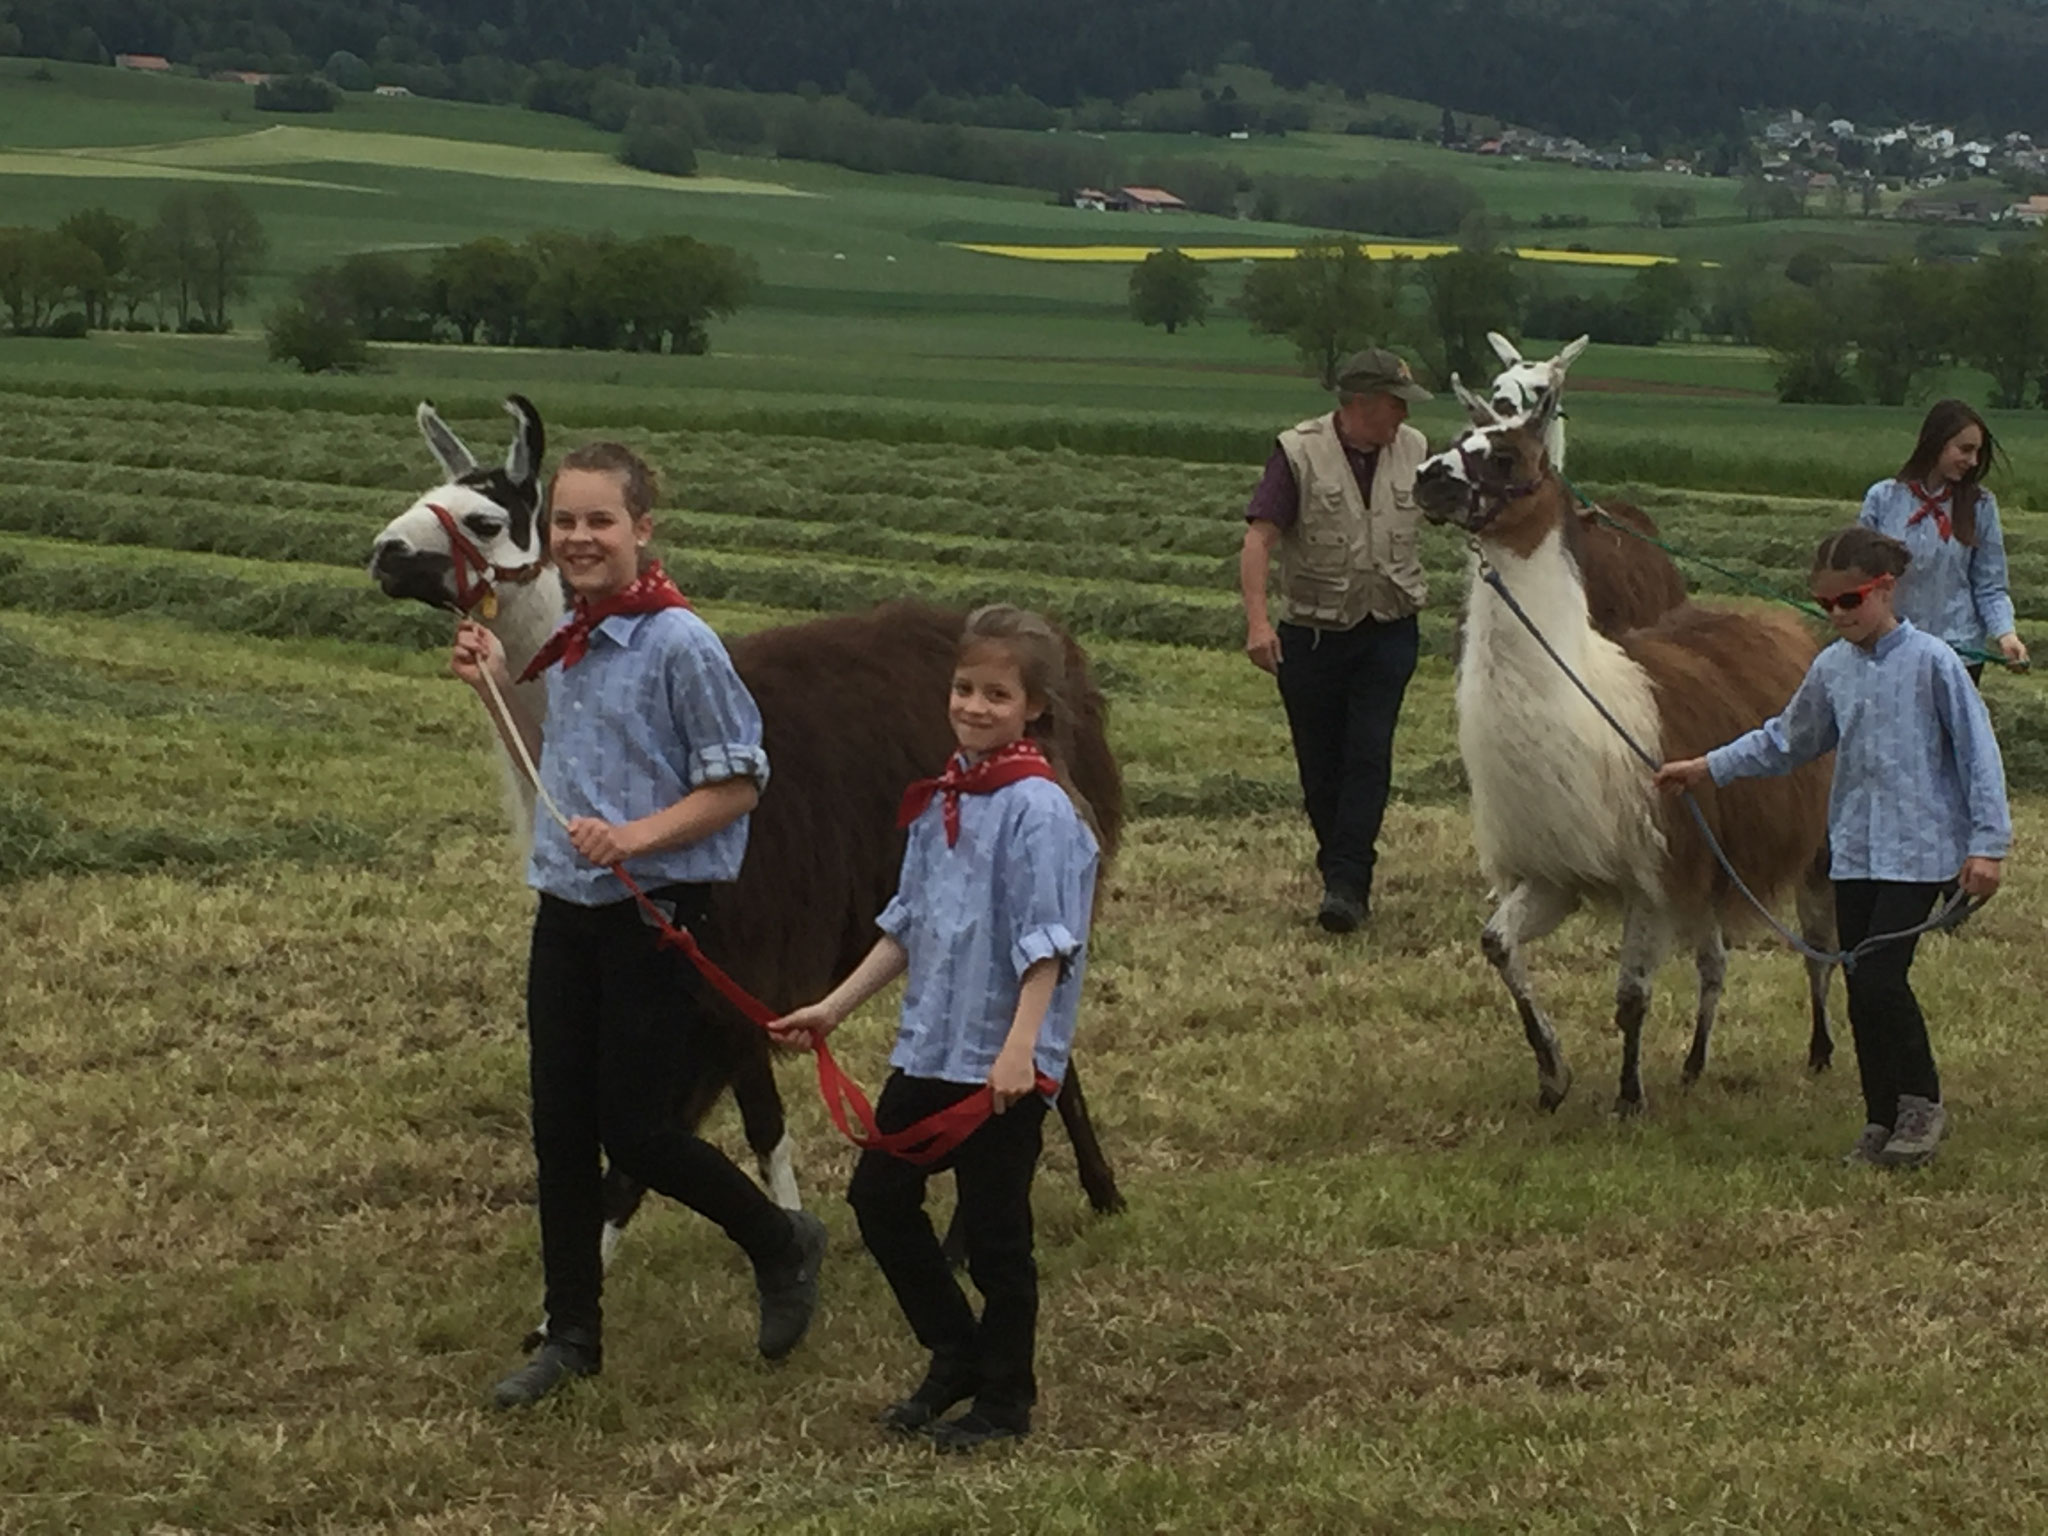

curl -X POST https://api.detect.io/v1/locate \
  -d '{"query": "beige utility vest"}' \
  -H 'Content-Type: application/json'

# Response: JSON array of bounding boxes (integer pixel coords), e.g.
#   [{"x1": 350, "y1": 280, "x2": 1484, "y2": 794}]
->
[{"x1": 1274, "y1": 414, "x2": 1429, "y2": 629}]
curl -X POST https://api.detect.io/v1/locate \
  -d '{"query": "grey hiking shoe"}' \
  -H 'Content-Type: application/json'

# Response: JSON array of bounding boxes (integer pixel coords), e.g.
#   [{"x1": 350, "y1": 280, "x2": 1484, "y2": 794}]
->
[
  {"x1": 1877, "y1": 1095, "x2": 1947, "y2": 1168},
  {"x1": 489, "y1": 1331, "x2": 599, "y2": 1409},
  {"x1": 756, "y1": 1209, "x2": 827, "y2": 1361},
  {"x1": 1842, "y1": 1122, "x2": 1892, "y2": 1166},
  {"x1": 1316, "y1": 887, "x2": 1366, "y2": 934}
]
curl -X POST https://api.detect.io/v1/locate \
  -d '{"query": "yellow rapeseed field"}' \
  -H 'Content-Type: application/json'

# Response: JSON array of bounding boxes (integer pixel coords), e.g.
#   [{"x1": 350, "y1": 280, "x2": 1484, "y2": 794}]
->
[{"x1": 957, "y1": 241, "x2": 1675, "y2": 268}]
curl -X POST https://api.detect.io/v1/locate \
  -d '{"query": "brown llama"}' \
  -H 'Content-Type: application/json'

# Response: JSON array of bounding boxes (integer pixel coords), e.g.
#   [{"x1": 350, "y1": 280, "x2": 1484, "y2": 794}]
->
[
  {"x1": 367, "y1": 398, "x2": 1125, "y2": 1305},
  {"x1": 1415, "y1": 384, "x2": 1836, "y2": 1114}
]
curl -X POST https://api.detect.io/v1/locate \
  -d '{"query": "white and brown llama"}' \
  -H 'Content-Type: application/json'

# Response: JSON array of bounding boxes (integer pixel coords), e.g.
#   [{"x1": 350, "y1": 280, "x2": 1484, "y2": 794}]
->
[
  {"x1": 366, "y1": 397, "x2": 1126, "y2": 1281},
  {"x1": 1415, "y1": 383, "x2": 1837, "y2": 1114}
]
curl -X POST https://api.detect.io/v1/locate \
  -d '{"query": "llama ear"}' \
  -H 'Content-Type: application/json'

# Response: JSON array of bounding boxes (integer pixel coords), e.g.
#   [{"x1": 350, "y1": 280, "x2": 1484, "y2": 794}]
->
[
  {"x1": 1552, "y1": 334, "x2": 1590, "y2": 375},
  {"x1": 417, "y1": 402, "x2": 478, "y2": 481},
  {"x1": 1486, "y1": 331, "x2": 1523, "y2": 369},
  {"x1": 1527, "y1": 381, "x2": 1563, "y2": 432},
  {"x1": 502, "y1": 394, "x2": 544, "y2": 492},
  {"x1": 1451, "y1": 373, "x2": 1499, "y2": 426}
]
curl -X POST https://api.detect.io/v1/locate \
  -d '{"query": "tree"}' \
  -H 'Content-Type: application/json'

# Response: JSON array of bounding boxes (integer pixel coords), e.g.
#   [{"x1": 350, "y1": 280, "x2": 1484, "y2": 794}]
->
[
  {"x1": 305, "y1": 252, "x2": 431, "y2": 340},
  {"x1": 1239, "y1": 240, "x2": 1406, "y2": 387},
  {"x1": 1415, "y1": 247, "x2": 1522, "y2": 387},
  {"x1": 620, "y1": 115, "x2": 697, "y2": 176},
  {"x1": 192, "y1": 190, "x2": 268, "y2": 331},
  {"x1": 429, "y1": 237, "x2": 536, "y2": 344},
  {"x1": 143, "y1": 190, "x2": 205, "y2": 329},
  {"x1": 1629, "y1": 260, "x2": 1697, "y2": 339},
  {"x1": 1959, "y1": 243, "x2": 2048, "y2": 409},
  {"x1": 56, "y1": 207, "x2": 136, "y2": 329},
  {"x1": 1852, "y1": 259, "x2": 1956, "y2": 405},
  {"x1": 266, "y1": 298, "x2": 367, "y2": 373},
  {"x1": 1755, "y1": 286, "x2": 1860, "y2": 403},
  {"x1": 0, "y1": 227, "x2": 100, "y2": 333},
  {"x1": 322, "y1": 50, "x2": 373, "y2": 91},
  {"x1": 1128, "y1": 248, "x2": 1209, "y2": 335},
  {"x1": 254, "y1": 75, "x2": 337, "y2": 113}
]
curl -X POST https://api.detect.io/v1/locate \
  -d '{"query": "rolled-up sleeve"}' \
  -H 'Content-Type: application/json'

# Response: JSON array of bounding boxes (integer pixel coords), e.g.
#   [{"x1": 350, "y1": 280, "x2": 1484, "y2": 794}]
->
[
  {"x1": 667, "y1": 627, "x2": 770, "y2": 792},
  {"x1": 1001, "y1": 795, "x2": 1094, "y2": 980}
]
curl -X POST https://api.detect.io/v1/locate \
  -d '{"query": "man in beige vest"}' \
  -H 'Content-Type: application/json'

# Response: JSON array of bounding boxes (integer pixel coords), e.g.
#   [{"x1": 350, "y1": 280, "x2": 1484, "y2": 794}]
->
[{"x1": 1239, "y1": 348, "x2": 1431, "y2": 933}]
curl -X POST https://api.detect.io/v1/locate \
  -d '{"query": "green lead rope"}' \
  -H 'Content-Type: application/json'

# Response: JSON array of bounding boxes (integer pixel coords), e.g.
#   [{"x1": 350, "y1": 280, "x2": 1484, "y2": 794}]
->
[{"x1": 1555, "y1": 471, "x2": 2013, "y2": 669}]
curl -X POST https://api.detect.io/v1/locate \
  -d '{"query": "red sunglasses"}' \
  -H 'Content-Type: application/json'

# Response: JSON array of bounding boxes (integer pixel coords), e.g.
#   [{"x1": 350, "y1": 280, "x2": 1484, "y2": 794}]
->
[{"x1": 1813, "y1": 577, "x2": 1889, "y2": 614}]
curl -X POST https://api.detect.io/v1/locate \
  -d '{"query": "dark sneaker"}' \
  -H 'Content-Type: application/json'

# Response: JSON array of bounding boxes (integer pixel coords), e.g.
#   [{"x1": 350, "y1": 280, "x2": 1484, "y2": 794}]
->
[
  {"x1": 878, "y1": 1354, "x2": 980, "y2": 1435},
  {"x1": 925, "y1": 1409, "x2": 1029, "y2": 1453},
  {"x1": 756, "y1": 1209, "x2": 828, "y2": 1361},
  {"x1": 1316, "y1": 888, "x2": 1367, "y2": 934},
  {"x1": 1842, "y1": 1122, "x2": 1892, "y2": 1166},
  {"x1": 1877, "y1": 1095, "x2": 1947, "y2": 1168},
  {"x1": 489, "y1": 1332, "x2": 599, "y2": 1409}
]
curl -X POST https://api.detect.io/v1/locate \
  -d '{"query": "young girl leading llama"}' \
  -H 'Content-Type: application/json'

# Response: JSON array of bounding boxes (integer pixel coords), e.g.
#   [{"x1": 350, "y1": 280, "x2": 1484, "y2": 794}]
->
[
  {"x1": 1656, "y1": 527, "x2": 2010, "y2": 1170},
  {"x1": 450, "y1": 442, "x2": 826, "y2": 1409},
  {"x1": 771, "y1": 604, "x2": 1101, "y2": 1452}
]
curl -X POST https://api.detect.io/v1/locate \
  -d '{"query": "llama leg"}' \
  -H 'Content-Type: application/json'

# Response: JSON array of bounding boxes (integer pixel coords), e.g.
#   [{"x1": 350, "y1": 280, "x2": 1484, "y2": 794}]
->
[
  {"x1": 1480, "y1": 880, "x2": 1580, "y2": 1110},
  {"x1": 729, "y1": 1038, "x2": 801, "y2": 1210},
  {"x1": 1614, "y1": 903, "x2": 1673, "y2": 1117},
  {"x1": 1681, "y1": 925, "x2": 1728, "y2": 1087},
  {"x1": 1797, "y1": 872, "x2": 1838, "y2": 1073},
  {"x1": 1054, "y1": 1057, "x2": 1126, "y2": 1215}
]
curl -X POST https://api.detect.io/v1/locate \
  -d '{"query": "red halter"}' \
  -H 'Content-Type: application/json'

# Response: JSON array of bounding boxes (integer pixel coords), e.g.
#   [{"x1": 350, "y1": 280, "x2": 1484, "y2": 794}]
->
[{"x1": 427, "y1": 502, "x2": 547, "y2": 617}]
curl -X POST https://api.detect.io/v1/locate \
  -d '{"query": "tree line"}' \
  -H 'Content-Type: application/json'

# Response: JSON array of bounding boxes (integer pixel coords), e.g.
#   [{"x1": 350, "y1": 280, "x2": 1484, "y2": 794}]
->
[
  {"x1": 267, "y1": 231, "x2": 755, "y2": 371},
  {"x1": 1755, "y1": 241, "x2": 2048, "y2": 407},
  {"x1": 0, "y1": 191, "x2": 266, "y2": 336},
  {"x1": 1129, "y1": 233, "x2": 1702, "y2": 389},
  {"x1": 10, "y1": 0, "x2": 2048, "y2": 149}
]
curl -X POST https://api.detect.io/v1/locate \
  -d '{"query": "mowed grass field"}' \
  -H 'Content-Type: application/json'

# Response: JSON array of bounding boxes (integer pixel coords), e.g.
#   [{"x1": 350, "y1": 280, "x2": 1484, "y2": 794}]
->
[
  {"x1": 9, "y1": 61, "x2": 2048, "y2": 1533},
  {"x1": 8, "y1": 377, "x2": 2048, "y2": 1533}
]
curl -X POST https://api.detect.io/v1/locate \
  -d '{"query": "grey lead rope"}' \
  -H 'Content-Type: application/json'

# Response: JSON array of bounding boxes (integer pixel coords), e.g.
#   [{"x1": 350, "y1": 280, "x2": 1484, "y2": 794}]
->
[{"x1": 1476, "y1": 560, "x2": 1979, "y2": 971}]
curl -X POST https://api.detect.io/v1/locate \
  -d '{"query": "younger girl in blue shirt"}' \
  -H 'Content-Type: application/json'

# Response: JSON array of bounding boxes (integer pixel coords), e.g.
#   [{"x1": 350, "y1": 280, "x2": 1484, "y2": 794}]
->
[
  {"x1": 772, "y1": 604, "x2": 1100, "y2": 1451},
  {"x1": 1857, "y1": 398, "x2": 2028, "y2": 679},
  {"x1": 1657, "y1": 527, "x2": 2010, "y2": 1170}
]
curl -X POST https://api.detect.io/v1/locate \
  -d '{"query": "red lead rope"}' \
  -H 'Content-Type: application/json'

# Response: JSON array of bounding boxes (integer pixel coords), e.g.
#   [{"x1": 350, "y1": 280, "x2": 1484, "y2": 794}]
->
[{"x1": 609, "y1": 862, "x2": 1054, "y2": 1166}]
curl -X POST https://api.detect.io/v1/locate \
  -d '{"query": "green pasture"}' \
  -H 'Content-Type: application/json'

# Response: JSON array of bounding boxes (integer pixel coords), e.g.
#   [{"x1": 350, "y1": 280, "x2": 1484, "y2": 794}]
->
[{"x1": 8, "y1": 376, "x2": 2048, "y2": 1530}]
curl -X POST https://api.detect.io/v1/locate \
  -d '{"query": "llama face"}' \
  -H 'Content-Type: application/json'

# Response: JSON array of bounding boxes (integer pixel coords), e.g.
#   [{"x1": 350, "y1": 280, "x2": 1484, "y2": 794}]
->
[
  {"x1": 368, "y1": 396, "x2": 547, "y2": 613},
  {"x1": 1415, "y1": 400, "x2": 1558, "y2": 544},
  {"x1": 369, "y1": 480, "x2": 542, "y2": 611}
]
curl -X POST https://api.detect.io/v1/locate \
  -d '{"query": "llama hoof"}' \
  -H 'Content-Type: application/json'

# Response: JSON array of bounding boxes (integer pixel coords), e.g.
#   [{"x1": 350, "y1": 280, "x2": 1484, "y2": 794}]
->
[
  {"x1": 1680, "y1": 1056, "x2": 1706, "y2": 1088},
  {"x1": 1807, "y1": 1047, "x2": 1834, "y2": 1074},
  {"x1": 1612, "y1": 1094, "x2": 1646, "y2": 1120},
  {"x1": 519, "y1": 1322, "x2": 548, "y2": 1354},
  {"x1": 1536, "y1": 1068, "x2": 1573, "y2": 1112}
]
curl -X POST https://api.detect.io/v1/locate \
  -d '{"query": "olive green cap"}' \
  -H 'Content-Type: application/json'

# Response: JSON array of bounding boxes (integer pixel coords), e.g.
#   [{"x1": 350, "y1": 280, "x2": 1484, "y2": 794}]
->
[{"x1": 1333, "y1": 347, "x2": 1432, "y2": 403}]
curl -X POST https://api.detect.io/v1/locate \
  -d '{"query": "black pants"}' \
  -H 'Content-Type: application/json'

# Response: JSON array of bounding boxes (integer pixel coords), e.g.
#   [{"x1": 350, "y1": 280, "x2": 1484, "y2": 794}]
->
[
  {"x1": 847, "y1": 1072, "x2": 1049, "y2": 1423},
  {"x1": 1276, "y1": 614, "x2": 1420, "y2": 900},
  {"x1": 527, "y1": 887, "x2": 795, "y2": 1343},
  {"x1": 1835, "y1": 880, "x2": 1943, "y2": 1129}
]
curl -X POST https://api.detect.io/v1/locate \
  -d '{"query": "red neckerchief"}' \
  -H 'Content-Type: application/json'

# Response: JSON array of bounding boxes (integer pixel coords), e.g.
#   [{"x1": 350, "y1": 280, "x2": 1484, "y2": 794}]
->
[
  {"x1": 1907, "y1": 481, "x2": 1953, "y2": 542},
  {"x1": 516, "y1": 563, "x2": 691, "y2": 683},
  {"x1": 897, "y1": 739, "x2": 1056, "y2": 847}
]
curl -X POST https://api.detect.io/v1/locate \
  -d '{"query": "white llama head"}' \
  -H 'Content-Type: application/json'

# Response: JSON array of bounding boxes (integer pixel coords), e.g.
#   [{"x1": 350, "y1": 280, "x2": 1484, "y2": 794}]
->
[
  {"x1": 368, "y1": 395, "x2": 548, "y2": 614},
  {"x1": 1414, "y1": 382, "x2": 1561, "y2": 534},
  {"x1": 1483, "y1": 332, "x2": 1589, "y2": 420}
]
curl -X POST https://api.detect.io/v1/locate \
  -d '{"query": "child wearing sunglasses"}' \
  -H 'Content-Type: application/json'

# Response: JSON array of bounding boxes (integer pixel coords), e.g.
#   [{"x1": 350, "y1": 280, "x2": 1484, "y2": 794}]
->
[{"x1": 1655, "y1": 527, "x2": 2010, "y2": 1169}]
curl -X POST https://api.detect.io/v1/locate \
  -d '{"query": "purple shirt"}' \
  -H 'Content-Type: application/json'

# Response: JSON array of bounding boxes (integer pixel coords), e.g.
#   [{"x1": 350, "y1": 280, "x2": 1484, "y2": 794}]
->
[{"x1": 1244, "y1": 415, "x2": 1380, "y2": 532}]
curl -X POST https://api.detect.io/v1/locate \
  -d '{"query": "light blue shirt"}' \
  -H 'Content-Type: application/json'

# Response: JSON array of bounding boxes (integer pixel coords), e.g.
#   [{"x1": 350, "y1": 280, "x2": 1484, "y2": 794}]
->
[
  {"x1": 877, "y1": 770, "x2": 1099, "y2": 1091},
  {"x1": 1858, "y1": 478, "x2": 2017, "y2": 653},
  {"x1": 1705, "y1": 621, "x2": 2010, "y2": 883},
  {"x1": 526, "y1": 607, "x2": 769, "y2": 906}
]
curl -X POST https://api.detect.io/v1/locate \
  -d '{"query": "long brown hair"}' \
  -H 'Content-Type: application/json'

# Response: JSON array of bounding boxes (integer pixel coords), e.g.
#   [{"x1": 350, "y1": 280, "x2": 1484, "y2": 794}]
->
[
  {"x1": 1897, "y1": 399, "x2": 1995, "y2": 547},
  {"x1": 958, "y1": 604, "x2": 1099, "y2": 837}
]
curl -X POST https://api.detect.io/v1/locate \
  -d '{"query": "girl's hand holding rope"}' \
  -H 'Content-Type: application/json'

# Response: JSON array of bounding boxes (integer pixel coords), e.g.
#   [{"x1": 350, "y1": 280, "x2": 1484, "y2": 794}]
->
[
  {"x1": 988, "y1": 1043, "x2": 1038, "y2": 1114},
  {"x1": 1996, "y1": 632, "x2": 2031, "y2": 671},
  {"x1": 1653, "y1": 757, "x2": 1711, "y2": 793},
  {"x1": 1960, "y1": 855, "x2": 2003, "y2": 899},
  {"x1": 767, "y1": 1000, "x2": 842, "y2": 1053},
  {"x1": 449, "y1": 620, "x2": 509, "y2": 693},
  {"x1": 566, "y1": 816, "x2": 650, "y2": 867}
]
